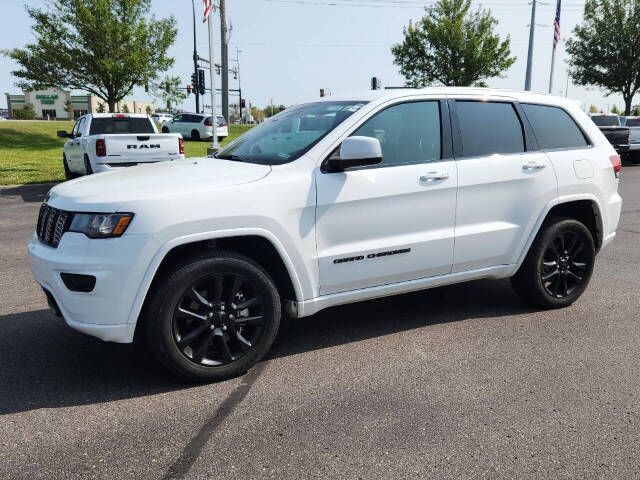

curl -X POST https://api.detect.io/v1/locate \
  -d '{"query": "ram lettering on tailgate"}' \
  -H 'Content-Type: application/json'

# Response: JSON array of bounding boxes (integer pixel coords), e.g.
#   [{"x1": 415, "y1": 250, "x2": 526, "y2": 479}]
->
[{"x1": 127, "y1": 144, "x2": 161, "y2": 149}]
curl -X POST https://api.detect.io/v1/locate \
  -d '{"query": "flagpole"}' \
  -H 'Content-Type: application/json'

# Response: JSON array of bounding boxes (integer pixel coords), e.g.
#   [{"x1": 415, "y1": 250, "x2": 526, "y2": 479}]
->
[
  {"x1": 207, "y1": 8, "x2": 219, "y2": 156},
  {"x1": 548, "y1": 47, "x2": 556, "y2": 94}
]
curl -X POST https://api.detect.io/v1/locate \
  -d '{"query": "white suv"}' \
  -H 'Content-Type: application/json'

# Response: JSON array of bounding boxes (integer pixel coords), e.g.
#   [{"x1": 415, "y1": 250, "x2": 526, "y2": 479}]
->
[
  {"x1": 161, "y1": 113, "x2": 229, "y2": 142},
  {"x1": 29, "y1": 88, "x2": 622, "y2": 382}
]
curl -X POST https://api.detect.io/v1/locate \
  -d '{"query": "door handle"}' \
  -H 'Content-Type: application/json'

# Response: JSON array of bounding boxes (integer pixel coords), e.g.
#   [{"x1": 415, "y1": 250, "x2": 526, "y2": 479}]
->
[
  {"x1": 522, "y1": 161, "x2": 546, "y2": 170},
  {"x1": 420, "y1": 171, "x2": 450, "y2": 181}
]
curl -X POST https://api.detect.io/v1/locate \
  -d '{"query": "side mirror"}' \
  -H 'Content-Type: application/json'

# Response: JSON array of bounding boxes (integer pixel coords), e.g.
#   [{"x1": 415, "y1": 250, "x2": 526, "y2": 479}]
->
[
  {"x1": 57, "y1": 130, "x2": 70, "y2": 139},
  {"x1": 325, "y1": 136, "x2": 383, "y2": 172}
]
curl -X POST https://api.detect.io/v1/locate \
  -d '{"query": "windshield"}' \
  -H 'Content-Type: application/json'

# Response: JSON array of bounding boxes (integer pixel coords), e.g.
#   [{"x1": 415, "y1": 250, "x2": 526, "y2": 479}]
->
[
  {"x1": 591, "y1": 115, "x2": 620, "y2": 127},
  {"x1": 216, "y1": 101, "x2": 367, "y2": 165}
]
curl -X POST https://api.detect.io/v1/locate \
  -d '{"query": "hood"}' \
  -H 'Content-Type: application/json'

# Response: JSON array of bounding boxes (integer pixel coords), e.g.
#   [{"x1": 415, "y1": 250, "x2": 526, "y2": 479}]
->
[{"x1": 47, "y1": 157, "x2": 271, "y2": 212}]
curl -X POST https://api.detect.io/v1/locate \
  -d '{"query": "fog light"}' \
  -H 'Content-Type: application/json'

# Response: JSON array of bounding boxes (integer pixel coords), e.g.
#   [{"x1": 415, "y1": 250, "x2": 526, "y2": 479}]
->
[{"x1": 60, "y1": 273, "x2": 96, "y2": 293}]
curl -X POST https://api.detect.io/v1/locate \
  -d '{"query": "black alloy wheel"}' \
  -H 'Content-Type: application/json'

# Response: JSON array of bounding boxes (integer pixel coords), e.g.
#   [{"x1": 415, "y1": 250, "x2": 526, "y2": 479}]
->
[
  {"x1": 145, "y1": 250, "x2": 281, "y2": 382},
  {"x1": 540, "y1": 230, "x2": 589, "y2": 298},
  {"x1": 172, "y1": 272, "x2": 266, "y2": 366},
  {"x1": 511, "y1": 217, "x2": 595, "y2": 308}
]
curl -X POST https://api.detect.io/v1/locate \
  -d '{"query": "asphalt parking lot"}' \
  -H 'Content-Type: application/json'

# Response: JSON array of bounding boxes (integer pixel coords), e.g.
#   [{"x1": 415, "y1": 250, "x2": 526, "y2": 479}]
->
[{"x1": 1, "y1": 164, "x2": 639, "y2": 480}]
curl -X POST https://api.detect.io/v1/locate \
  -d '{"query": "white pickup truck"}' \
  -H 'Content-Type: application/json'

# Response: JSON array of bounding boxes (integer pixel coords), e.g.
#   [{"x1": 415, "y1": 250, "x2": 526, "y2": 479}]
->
[{"x1": 57, "y1": 113, "x2": 185, "y2": 179}]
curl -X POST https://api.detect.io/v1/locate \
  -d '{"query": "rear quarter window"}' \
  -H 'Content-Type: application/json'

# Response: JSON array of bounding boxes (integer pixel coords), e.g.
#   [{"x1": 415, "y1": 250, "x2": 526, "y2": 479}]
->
[{"x1": 523, "y1": 104, "x2": 589, "y2": 150}]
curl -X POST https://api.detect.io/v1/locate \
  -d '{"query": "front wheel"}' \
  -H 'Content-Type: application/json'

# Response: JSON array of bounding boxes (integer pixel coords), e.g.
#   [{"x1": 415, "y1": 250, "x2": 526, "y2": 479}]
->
[
  {"x1": 145, "y1": 250, "x2": 281, "y2": 382},
  {"x1": 511, "y1": 217, "x2": 595, "y2": 308}
]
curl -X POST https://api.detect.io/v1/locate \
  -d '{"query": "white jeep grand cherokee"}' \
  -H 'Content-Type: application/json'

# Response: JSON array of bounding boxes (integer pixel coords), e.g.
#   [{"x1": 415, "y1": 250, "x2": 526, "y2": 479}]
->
[{"x1": 29, "y1": 88, "x2": 622, "y2": 382}]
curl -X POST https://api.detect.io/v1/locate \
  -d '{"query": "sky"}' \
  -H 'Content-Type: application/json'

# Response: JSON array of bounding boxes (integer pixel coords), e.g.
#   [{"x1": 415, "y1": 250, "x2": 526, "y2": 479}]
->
[{"x1": 0, "y1": 0, "x2": 628, "y2": 113}]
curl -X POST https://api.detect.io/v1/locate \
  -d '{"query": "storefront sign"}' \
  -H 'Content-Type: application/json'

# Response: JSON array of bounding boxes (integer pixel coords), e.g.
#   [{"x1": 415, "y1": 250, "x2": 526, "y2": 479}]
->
[{"x1": 35, "y1": 94, "x2": 58, "y2": 105}]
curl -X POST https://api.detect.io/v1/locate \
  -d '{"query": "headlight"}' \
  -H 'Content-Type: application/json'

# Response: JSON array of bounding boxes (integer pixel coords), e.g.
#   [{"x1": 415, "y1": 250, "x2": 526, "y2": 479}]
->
[{"x1": 69, "y1": 213, "x2": 133, "y2": 238}]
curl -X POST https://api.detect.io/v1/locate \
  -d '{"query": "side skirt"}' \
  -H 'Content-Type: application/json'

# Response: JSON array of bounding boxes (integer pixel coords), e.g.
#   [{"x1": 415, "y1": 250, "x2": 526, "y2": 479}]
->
[{"x1": 286, "y1": 264, "x2": 516, "y2": 318}]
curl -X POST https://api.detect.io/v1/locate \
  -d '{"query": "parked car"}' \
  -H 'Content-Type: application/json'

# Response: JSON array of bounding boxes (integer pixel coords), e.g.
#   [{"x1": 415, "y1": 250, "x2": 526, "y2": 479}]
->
[
  {"x1": 31, "y1": 88, "x2": 621, "y2": 382},
  {"x1": 151, "y1": 113, "x2": 173, "y2": 124},
  {"x1": 589, "y1": 113, "x2": 630, "y2": 155},
  {"x1": 620, "y1": 116, "x2": 640, "y2": 163},
  {"x1": 161, "y1": 113, "x2": 228, "y2": 142},
  {"x1": 57, "y1": 113, "x2": 184, "y2": 180}
]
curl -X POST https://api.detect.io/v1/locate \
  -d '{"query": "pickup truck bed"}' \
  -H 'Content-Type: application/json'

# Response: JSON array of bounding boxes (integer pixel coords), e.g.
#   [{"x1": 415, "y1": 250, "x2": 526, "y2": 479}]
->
[{"x1": 589, "y1": 114, "x2": 629, "y2": 155}]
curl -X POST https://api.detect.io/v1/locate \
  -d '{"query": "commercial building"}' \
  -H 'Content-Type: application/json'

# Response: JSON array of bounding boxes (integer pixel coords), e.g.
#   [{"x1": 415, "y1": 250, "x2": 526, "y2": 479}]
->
[{"x1": 5, "y1": 88, "x2": 155, "y2": 120}]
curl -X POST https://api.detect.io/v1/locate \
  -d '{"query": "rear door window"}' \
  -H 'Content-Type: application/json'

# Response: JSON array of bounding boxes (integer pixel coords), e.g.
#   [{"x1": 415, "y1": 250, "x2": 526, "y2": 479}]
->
[
  {"x1": 522, "y1": 104, "x2": 589, "y2": 150},
  {"x1": 625, "y1": 117, "x2": 640, "y2": 127},
  {"x1": 89, "y1": 117, "x2": 155, "y2": 135},
  {"x1": 455, "y1": 101, "x2": 524, "y2": 157}
]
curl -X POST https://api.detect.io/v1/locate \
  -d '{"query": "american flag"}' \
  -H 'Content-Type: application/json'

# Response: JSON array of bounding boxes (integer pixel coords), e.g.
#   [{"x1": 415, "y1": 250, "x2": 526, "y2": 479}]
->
[
  {"x1": 553, "y1": 0, "x2": 562, "y2": 50},
  {"x1": 203, "y1": 0, "x2": 213, "y2": 22}
]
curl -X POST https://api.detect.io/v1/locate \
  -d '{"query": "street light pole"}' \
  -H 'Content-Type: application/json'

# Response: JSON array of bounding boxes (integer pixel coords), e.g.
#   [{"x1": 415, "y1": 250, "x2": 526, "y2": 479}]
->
[
  {"x1": 235, "y1": 47, "x2": 242, "y2": 122},
  {"x1": 524, "y1": 0, "x2": 537, "y2": 91},
  {"x1": 207, "y1": 11, "x2": 219, "y2": 155},
  {"x1": 191, "y1": 0, "x2": 200, "y2": 113}
]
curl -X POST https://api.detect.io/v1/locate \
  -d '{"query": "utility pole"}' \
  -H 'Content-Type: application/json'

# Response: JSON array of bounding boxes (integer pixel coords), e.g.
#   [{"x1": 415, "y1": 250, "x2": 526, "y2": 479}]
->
[
  {"x1": 191, "y1": 0, "x2": 200, "y2": 113},
  {"x1": 235, "y1": 47, "x2": 242, "y2": 123},
  {"x1": 220, "y1": 0, "x2": 229, "y2": 123},
  {"x1": 207, "y1": 5, "x2": 219, "y2": 155},
  {"x1": 524, "y1": 0, "x2": 537, "y2": 91}
]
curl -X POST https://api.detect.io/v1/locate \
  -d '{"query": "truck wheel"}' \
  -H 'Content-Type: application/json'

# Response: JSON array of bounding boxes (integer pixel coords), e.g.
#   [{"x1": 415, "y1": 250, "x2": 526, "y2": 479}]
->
[
  {"x1": 63, "y1": 156, "x2": 76, "y2": 181},
  {"x1": 511, "y1": 217, "x2": 595, "y2": 309},
  {"x1": 84, "y1": 156, "x2": 94, "y2": 175},
  {"x1": 162, "y1": 126, "x2": 169, "y2": 133},
  {"x1": 145, "y1": 250, "x2": 281, "y2": 382},
  {"x1": 191, "y1": 130, "x2": 200, "y2": 141}
]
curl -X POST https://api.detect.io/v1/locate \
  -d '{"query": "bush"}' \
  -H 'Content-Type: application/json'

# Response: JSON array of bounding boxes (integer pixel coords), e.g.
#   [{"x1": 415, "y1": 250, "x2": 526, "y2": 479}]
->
[{"x1": 12, "y1": 103, "x2": 36, "y2": 120}]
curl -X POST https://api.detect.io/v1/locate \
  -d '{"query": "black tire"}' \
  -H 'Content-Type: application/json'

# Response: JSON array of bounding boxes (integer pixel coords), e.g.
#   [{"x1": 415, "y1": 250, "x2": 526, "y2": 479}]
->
[
  {"x1": 191, "y1": 129, "x2": 200, "y2": 141},
  {"x1": 511, "y1": 217, "x2": 595, "y2": 309},
  {"x1": 145, "y1": 250, "x2": 281, "y2": 382},
  {"x1": 84, "y1": 155, "x2": 94, "y2": 175},
  {"x1": 63, "y1": 156, "x2": 76, "y2": 181},
  {"x1": 217, "y1": 136, "x2": 224, "y2": 143},
  {"x1": 631, "y1": 151, "x2": 640, "y2": 164},
  {"x1": 162, "y1": 126, "x2": 169, "y2": 133}
]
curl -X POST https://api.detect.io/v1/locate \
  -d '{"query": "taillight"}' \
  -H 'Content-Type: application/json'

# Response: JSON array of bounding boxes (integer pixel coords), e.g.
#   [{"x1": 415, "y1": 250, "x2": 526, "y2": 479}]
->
[
  {"x1": 610, "y1": 154, "x2": 621, "y2": 177},
  {"x1": 96, "y1": 139, "x2": 106, "y2": 157},
  {"x1": 204, "y1": 120, "x2": 212, "y2": 127},
  {"x1": 179, "y1": 137, "x2": 184, "y2": 154},
  {"x1": 221, "y1": 122, "x2": 227, "y2": 127}
]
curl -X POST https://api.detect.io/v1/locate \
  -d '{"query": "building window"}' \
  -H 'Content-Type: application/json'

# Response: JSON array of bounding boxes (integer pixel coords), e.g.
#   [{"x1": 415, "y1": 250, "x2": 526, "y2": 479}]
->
[
  {"x1": 42, "y1": 109, "x2": 57, "y2": 119},
  {"x1": 73, "y1": 109, "x2": 88, "y2": 119}
]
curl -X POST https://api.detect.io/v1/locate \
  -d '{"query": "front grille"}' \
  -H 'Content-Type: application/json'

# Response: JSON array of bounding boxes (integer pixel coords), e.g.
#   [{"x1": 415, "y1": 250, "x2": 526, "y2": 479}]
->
[{"x1": 36, "y1": 204, "x2": 73, "y2": 248}]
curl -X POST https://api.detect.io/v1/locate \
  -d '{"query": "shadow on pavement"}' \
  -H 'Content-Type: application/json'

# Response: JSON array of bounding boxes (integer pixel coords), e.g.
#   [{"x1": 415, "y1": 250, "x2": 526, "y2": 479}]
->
[
  {"x1": 0, "y1": 183, "x2": 55, "y2": 203},
  {"x1": 0, "y1": 278, "x2": 534, "y2": 415}
]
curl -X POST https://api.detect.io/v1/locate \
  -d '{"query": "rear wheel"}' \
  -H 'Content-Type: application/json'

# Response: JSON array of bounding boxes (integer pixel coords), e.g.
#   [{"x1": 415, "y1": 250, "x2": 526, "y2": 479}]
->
[
  {"x1": 191, "y1": 129, "x2": 200, "y2": 141},
  {"x1": 631, "y1": 151, "x2": 640, "y2": 164},
  {"x1": 511, "y1": 217, "x2": 595, "y2": 308},
  {"x1": 84, "y1": 155, "x2": 94, "y2": 175},
  {"x1": 217, "y1": 136, "x2": 224, "y2": 143},
  {"x1": 145, "y1": 250, "x2": 281, "y2": 382}
]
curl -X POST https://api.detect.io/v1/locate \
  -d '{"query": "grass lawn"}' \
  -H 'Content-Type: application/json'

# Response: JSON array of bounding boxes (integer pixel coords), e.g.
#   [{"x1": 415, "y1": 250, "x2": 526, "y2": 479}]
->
[{"x1": 0, "y1": 121, "x2": 253, "y2": 185}]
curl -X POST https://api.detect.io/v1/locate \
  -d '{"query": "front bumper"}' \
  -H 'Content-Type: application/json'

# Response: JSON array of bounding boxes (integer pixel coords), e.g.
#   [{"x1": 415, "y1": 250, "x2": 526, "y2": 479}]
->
[{"x1": 28, "y1": 231, "x2": 161, "y2": 343}]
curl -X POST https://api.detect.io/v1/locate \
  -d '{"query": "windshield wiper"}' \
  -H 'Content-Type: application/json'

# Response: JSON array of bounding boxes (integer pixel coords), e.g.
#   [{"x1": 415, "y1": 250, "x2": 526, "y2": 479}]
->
[{"x1": 216, "y1": 153, "x2": 251, "y2": 162}]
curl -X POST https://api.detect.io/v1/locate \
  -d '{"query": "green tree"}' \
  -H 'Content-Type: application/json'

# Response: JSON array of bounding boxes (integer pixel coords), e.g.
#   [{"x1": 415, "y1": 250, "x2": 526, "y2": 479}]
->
[
  {"x1": 121, "y1": 103, "x2": 130, "y2": 113},
  {"x1": 634, "y1": 105, "x2": 640, "y2": 116},
  {"x1": 567, "y1": 0, "x2": 640, "y2": 115},
  {"x1": 391, "y1": 0, "x2": 515, "y2": 87},
  {"x1": 96, "y1": 102, "x2": 105, "y2": 113},
  {"x1": 13, "y1": 103, "x2": 36, "y2": 119},
  {"x1": 4, "y1": 0, "x2": 177, "y2": 113},
  {"x1": 589, "y1": 104, "x2": 599, "y2": 113},
  {"x1": 251, "y1": 105, "x2": 265, "y2": 123},
  {"x1": 145, "y1": 105, "x2": 152, "y2": 115},
  {"x1": 151, "y1": 75, "x2": 187, "y2": 112},
  {"x1": 612, "y1": 104, "x2": 621, "y2": 115}
]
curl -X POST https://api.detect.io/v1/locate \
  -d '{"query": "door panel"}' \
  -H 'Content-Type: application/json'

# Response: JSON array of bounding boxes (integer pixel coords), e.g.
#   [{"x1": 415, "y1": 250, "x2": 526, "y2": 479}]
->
[
  {"x1": 453, "y1": 152, "x2": 557, "y2": 271},
  {"x1": 315, "y1": 99, "x2": 457, "y2": 296}
]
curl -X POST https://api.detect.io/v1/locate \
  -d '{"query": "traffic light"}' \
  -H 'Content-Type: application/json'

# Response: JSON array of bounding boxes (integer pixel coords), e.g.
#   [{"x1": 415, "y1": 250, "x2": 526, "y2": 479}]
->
[
  {"x1": 191, "y1": 72, "x2": 197, "y2": 95},
  {"x1": 198, "y1": 69, "x2": 205, "y2": 95},
  {"x1": 186, "y1": 85, "x2": 191, "y2": 95},
  {"x1": 240, "y1": 99, "x2": 245, "y2": 108}
]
